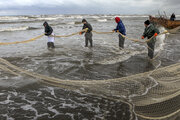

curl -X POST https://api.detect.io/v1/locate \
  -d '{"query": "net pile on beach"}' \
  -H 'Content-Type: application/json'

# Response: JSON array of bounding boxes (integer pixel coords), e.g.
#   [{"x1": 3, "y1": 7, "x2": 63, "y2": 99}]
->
[{"x1": 0, "y1": 57, "x2": 179, "y2": 120}]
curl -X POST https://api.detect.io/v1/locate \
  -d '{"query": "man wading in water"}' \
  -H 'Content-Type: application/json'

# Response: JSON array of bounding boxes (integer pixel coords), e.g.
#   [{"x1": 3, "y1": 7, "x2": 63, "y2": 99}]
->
[
  {"x1": 43, "y1": 21, "x2": 55, "y2": 49},
  {"x1": 79, "y1": 19, "x2": 93, "y2": 47},
  {"x1": 113, "y1": 17, "x2": 126, "y2": 49},
  {"x1": 141, "y1": 20, "x2": 160, "y2": 60}
]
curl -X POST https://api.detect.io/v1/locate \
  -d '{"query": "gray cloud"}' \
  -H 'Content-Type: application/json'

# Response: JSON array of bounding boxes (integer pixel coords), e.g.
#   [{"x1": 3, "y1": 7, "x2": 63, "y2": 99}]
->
[{"x1": 0, "y1": 0, "x2": 179, "y2": 15}]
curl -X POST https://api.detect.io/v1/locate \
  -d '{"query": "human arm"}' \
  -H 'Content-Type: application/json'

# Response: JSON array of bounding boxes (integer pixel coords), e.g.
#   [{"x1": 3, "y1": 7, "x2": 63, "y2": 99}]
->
[{"x1": 45, "y1": 26, "x2": 53, "y2": 36}]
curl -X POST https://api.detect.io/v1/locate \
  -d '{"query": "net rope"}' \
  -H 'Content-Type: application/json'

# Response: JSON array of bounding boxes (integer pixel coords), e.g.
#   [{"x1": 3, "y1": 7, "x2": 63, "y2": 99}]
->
[
  {"x1": 0, "y1": 57, "x2": 179, "y2": 119},
  {"x1": 0, "y1": 26, "x2": 180, "y2": 119},
  {"x1": 1, "y1": 27, "x2": 176, "y2": 46}
]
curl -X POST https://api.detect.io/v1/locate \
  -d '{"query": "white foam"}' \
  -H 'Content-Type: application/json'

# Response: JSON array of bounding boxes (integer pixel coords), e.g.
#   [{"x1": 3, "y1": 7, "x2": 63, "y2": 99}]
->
[
  {"x1": 0, "y1": 16, "x2": 28, "y2": 21},
  {"x1": 2, "y1": 114, "x2": 14, "y2": 120},
  {"x1": 97, "y1": 19, "x2": 107, "y2": 22},
  {"x1": 155, "y1": 27, "x2": 166, "y2": 52},
  {"x1": 21, "y1": 104, "x2": 36, "y2": 111},
  {"x1": 45, "y1": 96, "x2": 59, "y2": 101},
  {"x1": 67, "y1": 22, "x2": 75, "y2": 25},
  {"x1": 82, "y1": 118, "x2": 89, "y2": 120},
  {"x1": 175, "y1": 15, "x2": 180, "y2": 17},
  {"x1": 47, "y1": 106, "x2": 60, "y2": 117},
  {"x1": 62, "y1": 103, "x2": 77, "y2": 109},
  {"x1": 21, "y1": 104, "x2": 47, "y2": 120},
  {"x1": 37, "y1": 91, "x2": 42, "y2": 97},
  {"x1": 96, "y1": 49, "x2": 145, "y2": 65},
  {"x1": 47, "y1": 87, "x2": 57, "y2": 98},
  {"x1": 65, "y1": 113, "x2": 75, "y2": 120},
  {"x1": 66, "y1": 15, "x2": 83, "y2": 19},
  {"x1": 113, "y1": 15, "x2": 148, "y2": 18},
  {"x1": 91, "y1": 16, "x2": 100, "y2": 19},
  {"x1": 21, "y1": 95, "x2": 37, "y2": 105},
  {"x1": 37, "y1": 17, "x2": 59, "y2": 21},
  {"x1": 10, "y1": 91, "x2": 18, "y2": 96},
  {"x1": 20, "y1": 95, "x2": 50, "y2": 120},
  {"x1": 0, "y1": 94, "x2": 13, "y2": 104},
  {"x1": 0, "y1": 26, "x2": 30, "y2": 32}
]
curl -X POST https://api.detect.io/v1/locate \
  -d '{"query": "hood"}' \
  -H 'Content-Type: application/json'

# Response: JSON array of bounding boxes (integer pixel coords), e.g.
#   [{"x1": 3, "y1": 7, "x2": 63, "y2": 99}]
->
[
  {"x1": 82, "y1": 19, "x2": 87, "y2": 23},
  {"x1": 43, "y1": 21, "x2": 49, "y2": 26},
  {"x1": 115, "y1": 17, "x2": 121, "y2": 23}
]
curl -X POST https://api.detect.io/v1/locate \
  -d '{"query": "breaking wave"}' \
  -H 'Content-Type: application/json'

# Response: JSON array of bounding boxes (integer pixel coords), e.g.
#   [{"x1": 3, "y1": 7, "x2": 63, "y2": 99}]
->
[
  {"x1": 96, "y1": 19, "x2": 108, "y2": 22},
  {"x1": 36, "y1": 17, "x2": 60, "y2": 21},
  {"x1": 0, "y1": 26, "x2": 39, "y2": 32},
  {"x1": 0, "y1": 16, "x2": 29, "y2": 21}
]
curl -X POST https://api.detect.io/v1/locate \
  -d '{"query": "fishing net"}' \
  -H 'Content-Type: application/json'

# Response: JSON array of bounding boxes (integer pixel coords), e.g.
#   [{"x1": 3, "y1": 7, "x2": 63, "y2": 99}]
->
[
  {"x1": 0, "y1": 26, "x2": 180, "y2": 119},
  {"x1": 0, "y1": 57, "x2": 179, "y2": 120}
]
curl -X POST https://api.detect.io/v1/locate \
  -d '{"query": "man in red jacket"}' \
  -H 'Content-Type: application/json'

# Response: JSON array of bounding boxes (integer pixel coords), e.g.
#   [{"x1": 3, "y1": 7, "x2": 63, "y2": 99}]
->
[{"x1": 113, "y1": 17, "x2": 126, "y2": 49}]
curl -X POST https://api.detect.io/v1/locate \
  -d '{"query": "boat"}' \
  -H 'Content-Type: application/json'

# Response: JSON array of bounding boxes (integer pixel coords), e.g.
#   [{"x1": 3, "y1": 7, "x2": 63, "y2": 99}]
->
[{"x1": 149, "y1": 15, "x2": 180, "y2": 29}]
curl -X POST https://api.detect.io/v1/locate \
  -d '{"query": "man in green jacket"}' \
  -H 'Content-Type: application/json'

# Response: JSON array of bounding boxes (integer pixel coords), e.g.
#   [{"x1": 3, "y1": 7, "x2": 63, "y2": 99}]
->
[{"x1": 142, "y1": 20, "x2": 160, "y2": 59}]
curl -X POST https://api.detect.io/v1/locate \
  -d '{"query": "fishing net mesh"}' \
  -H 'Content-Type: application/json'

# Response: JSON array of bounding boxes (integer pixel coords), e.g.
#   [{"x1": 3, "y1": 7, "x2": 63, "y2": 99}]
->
[
  {"x1": 0, "y1": 26, "x2": 180, "y2": 119},
  {"x1": 0, "y1": 57, "x2": 179, "y2": 120}
]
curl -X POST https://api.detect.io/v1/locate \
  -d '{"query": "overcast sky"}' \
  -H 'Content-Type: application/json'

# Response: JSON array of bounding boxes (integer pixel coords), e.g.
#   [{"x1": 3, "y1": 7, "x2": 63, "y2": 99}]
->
[{"x1": 0, "y1": 0, "x2": 179, "y2": 15}]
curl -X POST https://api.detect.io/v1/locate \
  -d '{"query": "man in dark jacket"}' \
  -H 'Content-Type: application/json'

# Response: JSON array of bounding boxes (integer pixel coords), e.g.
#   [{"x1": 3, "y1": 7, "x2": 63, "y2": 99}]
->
[
  {"x1": 43, "y1": 21, "x2": 55, "y2": 49},
  {"x1": 79, "y1": 19, "x2": 93, "y2": 47},
  {"x1": 170, "y1": 13, "x2": 176, "y2": 21},
  {"x1": 141, "y1": 20, "x2": 160, "y2": 59},
  {"x1": 113, "y1": 17, "x2": 126, "y2": 49}
]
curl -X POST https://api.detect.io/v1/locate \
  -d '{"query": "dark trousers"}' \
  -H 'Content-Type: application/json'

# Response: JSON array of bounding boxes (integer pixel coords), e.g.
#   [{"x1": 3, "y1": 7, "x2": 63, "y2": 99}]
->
[
  {"x1": 47, "y1": 42, "x2": 55, "y2": 48},
  {"x1": 118, "y1": 34, "x2": 125, "y2": 48},
  {"x1": 85, "y1": 32, "x2": 93, "y2": 47},
  {"x1": 147, "y1": 42, "x2": 155, "y2": 59}
]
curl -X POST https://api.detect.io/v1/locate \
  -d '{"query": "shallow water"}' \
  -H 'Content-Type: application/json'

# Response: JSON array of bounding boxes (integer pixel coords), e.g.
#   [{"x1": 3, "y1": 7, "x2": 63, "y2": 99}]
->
[{"x1": 0, "y1": 14, "x2": 179, "y2": 120}]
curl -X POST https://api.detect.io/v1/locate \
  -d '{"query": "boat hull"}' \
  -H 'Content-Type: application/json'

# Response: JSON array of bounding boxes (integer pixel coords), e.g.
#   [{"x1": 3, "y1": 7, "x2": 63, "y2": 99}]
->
[{"x1": 149, "y1": 16, "x2": 180, "y2": 29}]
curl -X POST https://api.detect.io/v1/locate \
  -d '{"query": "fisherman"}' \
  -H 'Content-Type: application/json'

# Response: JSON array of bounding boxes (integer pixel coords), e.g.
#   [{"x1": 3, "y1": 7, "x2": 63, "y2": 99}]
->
[
  {"x1": 43, "y1": 21, "x2": 55, "y2": 49},
  {"x1": 170, "y1": 13, "x2": 176, "y2": 21},
  {"x1": 79, "y1": 19, "x2": 93, "y2": 47},
  {"x1": 113, "y1": 17, "x2": 126, "y2": 49},
  {"x1": 141, "y1": 20, "x2": 160, "y2": 60}
]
